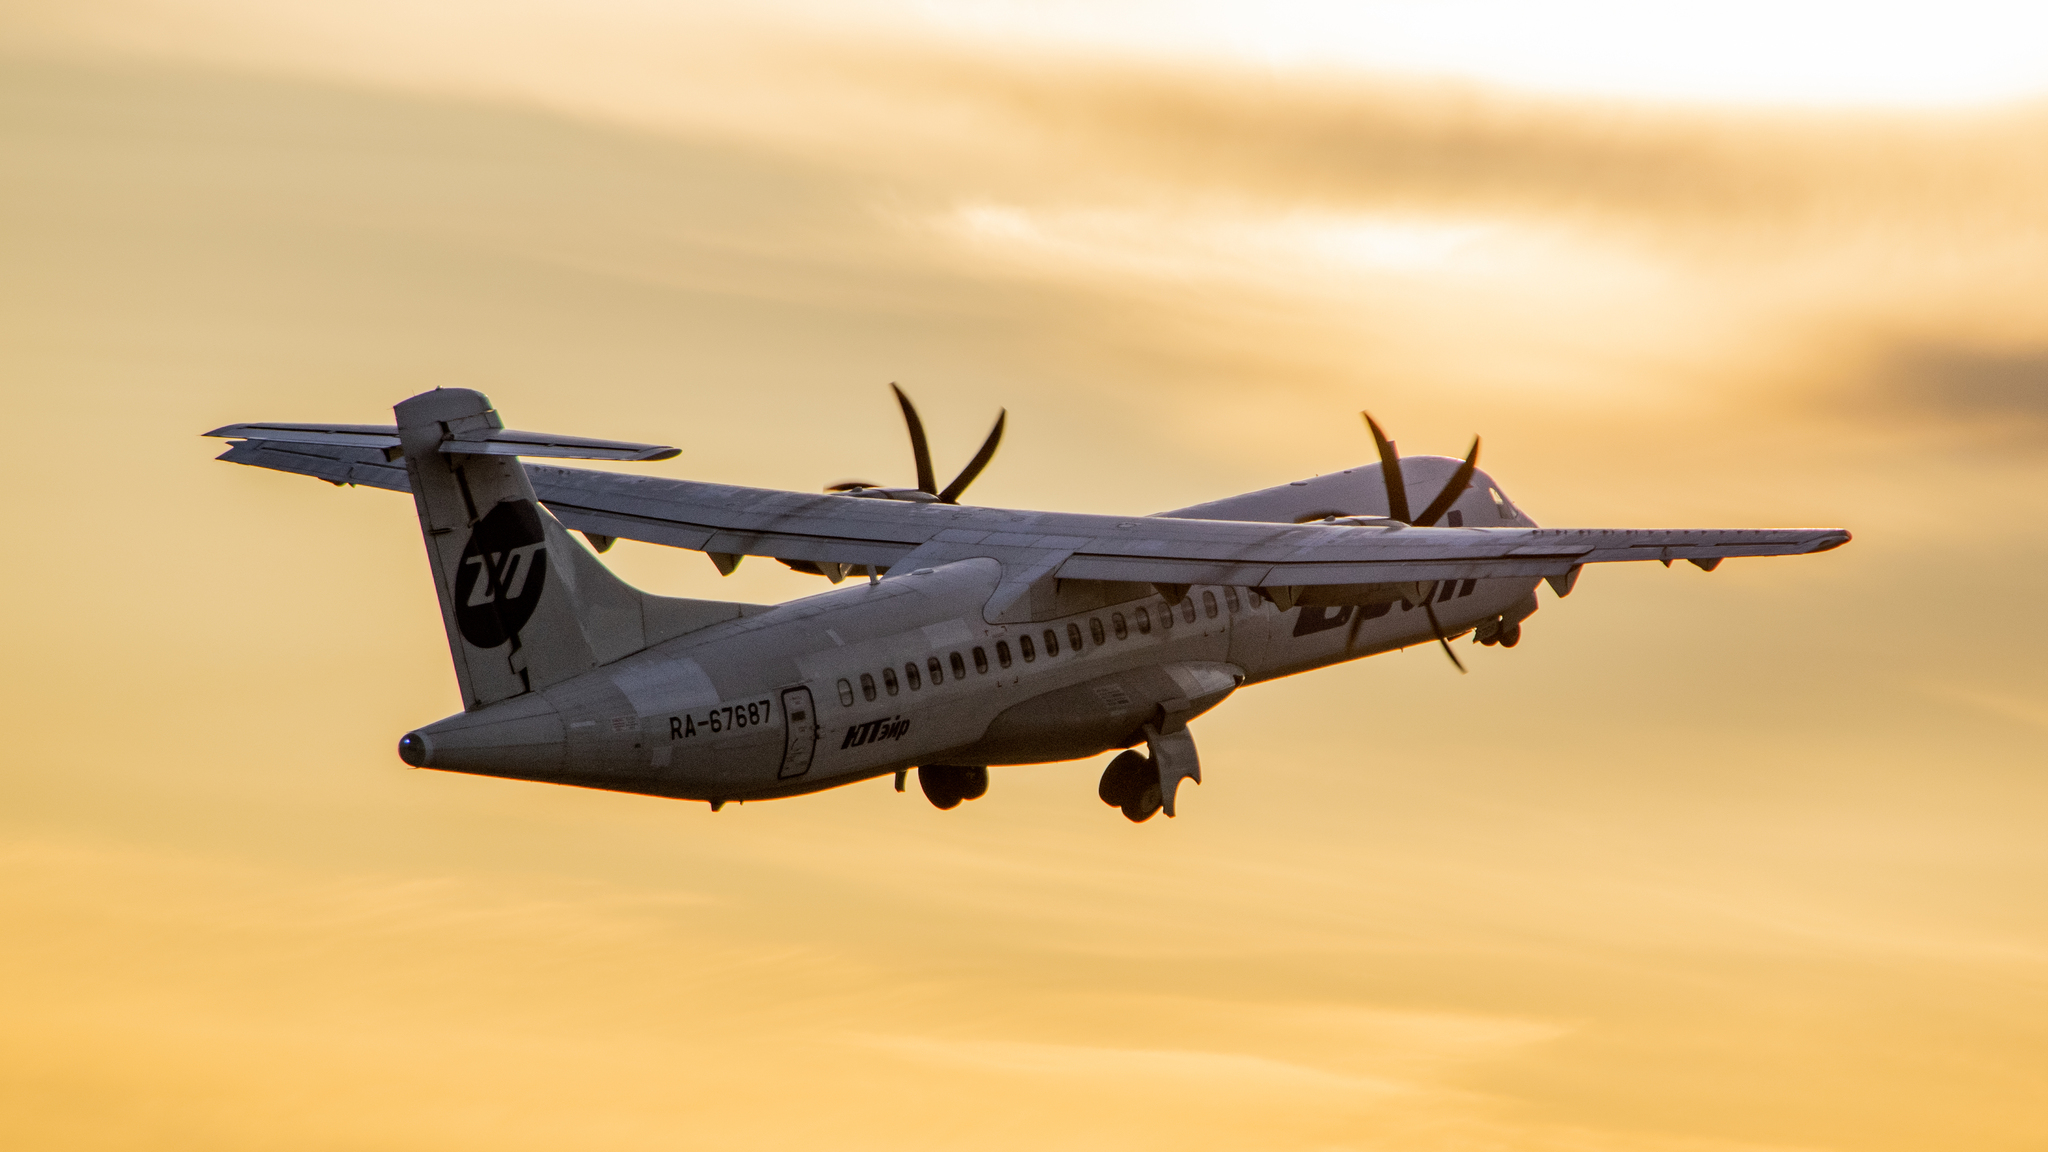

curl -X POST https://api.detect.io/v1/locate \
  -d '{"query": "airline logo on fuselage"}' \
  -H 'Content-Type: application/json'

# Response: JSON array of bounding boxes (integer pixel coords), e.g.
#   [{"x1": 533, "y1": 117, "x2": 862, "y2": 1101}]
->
[{"x1": 841, "y1": 716, "x2": 911, "y2": 749}]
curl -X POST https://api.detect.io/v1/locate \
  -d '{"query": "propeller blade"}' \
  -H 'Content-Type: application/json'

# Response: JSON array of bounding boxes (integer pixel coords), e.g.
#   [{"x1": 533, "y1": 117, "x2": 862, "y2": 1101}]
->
[
  {"x1": 891, "y1": 383, "x2": 939, "y2": 495},
  {"x1": 1412, "y1": 436, "x2": 1482, "y2": 527},
  {"x1": 1421, "y1": 596, "x2": 1468, "y2": 674},
  {"x1": 1362, "y1": 412, "x2": 1411, "y2": 523},
  {"x1": 936, "y1": 409, "x2": 1006, "y2": 504}
]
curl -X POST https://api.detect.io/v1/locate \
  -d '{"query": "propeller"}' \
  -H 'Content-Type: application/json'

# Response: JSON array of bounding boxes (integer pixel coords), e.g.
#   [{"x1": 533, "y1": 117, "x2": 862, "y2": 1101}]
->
[
  {"x1": 1345, "y1": 412, "x2": 1484, "y2": 670},
  {"x1": 1361, "y1": 412, "x2": 1479, "y2": 527},
  {"x1": 1421, "y1": 598, "x2": 1468, "y2": 674},
  {"x1": 828, "y1": 384, "x2": 1006, "y2": 505}
]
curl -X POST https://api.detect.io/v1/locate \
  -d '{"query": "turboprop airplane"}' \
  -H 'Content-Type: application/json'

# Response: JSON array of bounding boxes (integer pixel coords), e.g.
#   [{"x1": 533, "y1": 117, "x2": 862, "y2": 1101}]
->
[{"x1": 206, "y1": 387, "x2": 1848, "y2": 822}]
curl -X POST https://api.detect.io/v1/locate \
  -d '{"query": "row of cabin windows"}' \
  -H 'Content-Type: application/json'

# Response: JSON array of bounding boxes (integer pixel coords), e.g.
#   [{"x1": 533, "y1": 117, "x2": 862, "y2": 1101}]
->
[{"x1": 834, "y1": 586, "x2": 1248, "y2": 707}]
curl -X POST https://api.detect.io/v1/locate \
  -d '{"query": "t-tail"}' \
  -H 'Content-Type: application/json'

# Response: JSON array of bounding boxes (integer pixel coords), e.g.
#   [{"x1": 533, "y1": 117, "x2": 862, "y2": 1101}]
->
[{"x1": 394, "y1": 388, "x2": 743, "y2": 710}]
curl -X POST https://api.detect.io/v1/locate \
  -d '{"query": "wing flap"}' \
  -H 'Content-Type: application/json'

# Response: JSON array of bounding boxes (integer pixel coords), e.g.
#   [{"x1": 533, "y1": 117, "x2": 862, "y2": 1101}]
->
[
  {"x1": 1056, "y1": 527, "x2": 1848, "y2": 587},
  {"x1": 541, "y1": 499, "x2": 917, "y2": 569},
  {"x1": 1054, "y1": 555, "x2": 1586, "y2": 586}
]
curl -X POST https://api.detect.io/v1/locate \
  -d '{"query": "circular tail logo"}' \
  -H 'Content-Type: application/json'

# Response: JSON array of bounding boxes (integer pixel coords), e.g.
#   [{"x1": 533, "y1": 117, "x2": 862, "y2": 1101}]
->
[{"x1": 454, "y1": 500, "x2": 549, "y2": 648}]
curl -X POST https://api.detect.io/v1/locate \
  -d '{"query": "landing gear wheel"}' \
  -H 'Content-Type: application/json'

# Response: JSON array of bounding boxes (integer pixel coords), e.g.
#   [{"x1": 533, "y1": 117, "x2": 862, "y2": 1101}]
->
[
  {"x1": 1099, "y1": 750, "x2": 1163, "y2": 822},
  {"x1": 1499, "y1": 622, "x2": 1522, "y2": 648},
  {"x1": 958, "y1": 765, "x2": 989, "y2": 801},
  {"x1": 920, "y1": 771, "x2": 962, "y2": 810},
  {"x1": 1098, "y1": 750, "x2": 1151, "y2": 808},
  {"x1": 919, "y1": 765, "x2": 988, "y2": 810},
  {"x1": 1121, "y1": 781, "x2": 1163, "y2": 823}
]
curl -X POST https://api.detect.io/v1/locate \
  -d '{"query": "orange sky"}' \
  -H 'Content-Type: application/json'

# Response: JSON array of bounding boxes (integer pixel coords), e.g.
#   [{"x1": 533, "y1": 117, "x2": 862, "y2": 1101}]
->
[{"x1": 1, "y1": 5, "x2": 2045, "y2": 1150}]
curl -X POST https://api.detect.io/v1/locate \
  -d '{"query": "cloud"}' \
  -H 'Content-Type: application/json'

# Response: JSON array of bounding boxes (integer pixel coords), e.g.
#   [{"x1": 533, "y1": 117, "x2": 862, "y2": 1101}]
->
[
  {"x1": 858, "y1": 1034, "x2": 1404, "y2": 1095},
  {"x1": 1875, "y1": 345, "x2": 2048, "y2": 423},
  {"x1": 1919, "y1": 681, "x2": 2048, "y2": 731}
]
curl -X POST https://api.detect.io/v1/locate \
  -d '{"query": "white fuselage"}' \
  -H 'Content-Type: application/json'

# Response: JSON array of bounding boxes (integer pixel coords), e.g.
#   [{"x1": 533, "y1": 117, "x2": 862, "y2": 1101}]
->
[{"x1": 412, "y1": 460, "x2": 1541, "y2": 803}]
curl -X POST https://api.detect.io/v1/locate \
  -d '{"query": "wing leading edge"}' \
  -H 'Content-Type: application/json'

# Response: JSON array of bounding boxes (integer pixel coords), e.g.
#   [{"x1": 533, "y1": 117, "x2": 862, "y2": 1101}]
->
[{"x1": 207, "y1": 428, "x2": 1848, "y2": 588}]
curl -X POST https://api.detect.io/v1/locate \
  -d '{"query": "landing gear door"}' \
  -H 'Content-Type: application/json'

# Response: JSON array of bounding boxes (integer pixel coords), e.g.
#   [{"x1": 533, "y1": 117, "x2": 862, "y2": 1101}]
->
[{"x1": 779, "y1": 687, "x2": 817, "y2": 779}]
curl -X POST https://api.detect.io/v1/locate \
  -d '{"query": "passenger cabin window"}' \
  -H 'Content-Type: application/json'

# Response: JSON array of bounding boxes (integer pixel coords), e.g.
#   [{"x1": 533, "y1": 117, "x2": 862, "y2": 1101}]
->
[
  {"x1": 1202, "y1": 590, "x2": 1219, "y2": 618},
  {"x1": 995, "y1": 640, "x2": 1013, "y2": 668},
  {"x1": 1044, "y1": 629, "x2": 1060, "y2": 656},
  {"x1": 1020, "y1": 634, "x2": 1037, "y2": 661},
  {"x1": 860, "y1": 673, "x2": 877, "y2": 702},
  {"x1": 1135, "y1": 607, "x2": 1152, "y2": 634},
  {"x1": 972, "y1": 647, "x2": 989, "y2": 674},
  {"x1": 1180, "y1": 597, "x2": 1198, "y2": 623},
  {"x1": 1089, "y1": 618, "x2": 1106, "y2": 645},
  {"x1": 882, "y1": 667, "x2": 899, "y2": 695},
  {"x1": 1111, "y1": 613, "x2": 1128, "y2": 640},
  {"x1": 928, "y1": 656, "x2": 945, "y2": 685},
  {"x1": 950, "y1": 651, "x2": 968, "y2": 679},
  {"x1": 906, "y1": 662, "x2": 922, "y2": 690},
  {"x1": 1067, "y1": 623, "x2": 1084, "y2": 651},
  {"x1": 1158, "y1": 602, "x2": 1175, "y2": 629},
  {"x1": 1224, "y1": 587, "x2": 1241, "y2": 613},
  {"x1": 836, "y1": 678, "x2": 854, "y2": 707}
]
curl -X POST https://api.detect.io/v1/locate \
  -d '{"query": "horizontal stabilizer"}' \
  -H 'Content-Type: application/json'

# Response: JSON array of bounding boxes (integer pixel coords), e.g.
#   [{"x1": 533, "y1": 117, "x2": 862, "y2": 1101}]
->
[
  {"x1": 205, "y1": 421, "x2": 679, "y2": 462},
  {"x1": 214, "y1": 437, "x2": 410, "y2": 491}
]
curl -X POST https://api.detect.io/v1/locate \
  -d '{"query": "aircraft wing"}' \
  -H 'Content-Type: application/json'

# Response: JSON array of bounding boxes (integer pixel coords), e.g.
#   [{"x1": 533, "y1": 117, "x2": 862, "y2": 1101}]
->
[
  {"x1": 1048, "y1": 524, "x2": 1844, "y2": 586},
  {"x1": 209, "y1": 428, "x2": 1849, "y2": 585}
]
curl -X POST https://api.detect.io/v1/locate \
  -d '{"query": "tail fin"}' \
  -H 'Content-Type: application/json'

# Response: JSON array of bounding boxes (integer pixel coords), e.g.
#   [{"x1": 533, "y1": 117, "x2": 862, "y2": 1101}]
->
[{"x1": 395, "y1": 388, "x2": 744, "y2": 709}]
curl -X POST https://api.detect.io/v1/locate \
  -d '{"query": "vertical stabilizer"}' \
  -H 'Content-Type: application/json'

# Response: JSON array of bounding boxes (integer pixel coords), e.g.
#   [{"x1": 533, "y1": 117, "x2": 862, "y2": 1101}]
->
[
  {"x1": 395, "y1": 389, "x2": 751, "y2": 710},
  {"x1": 397, "y1": 389, "x2": 596, "y2": 708}
]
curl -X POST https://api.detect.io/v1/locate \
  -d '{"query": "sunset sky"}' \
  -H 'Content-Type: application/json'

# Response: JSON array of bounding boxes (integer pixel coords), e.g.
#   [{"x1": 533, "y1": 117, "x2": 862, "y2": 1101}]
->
[{"x1": 2, "y1": 4, "x2": 2045, "y2": 1150}]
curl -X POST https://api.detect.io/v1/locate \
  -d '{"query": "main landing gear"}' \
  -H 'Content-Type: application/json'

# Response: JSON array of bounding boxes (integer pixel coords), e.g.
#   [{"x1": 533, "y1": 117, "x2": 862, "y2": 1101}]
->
[
  {"x1": 917, "y1": 764, "x2": 988, "y2": 810},
  {"x1": 1474, "y1": 617, "x2": 1521, "y2": 647},
  {"x1": 1098, "y1": 750, "x2": 1163, "y2": 821},
  {"x1": 1098, "y1": 724, "x2": 1204, "y2": 823},
  {"x1": 1475, "y1": 592, "x2": 1540, "y2": 648}
]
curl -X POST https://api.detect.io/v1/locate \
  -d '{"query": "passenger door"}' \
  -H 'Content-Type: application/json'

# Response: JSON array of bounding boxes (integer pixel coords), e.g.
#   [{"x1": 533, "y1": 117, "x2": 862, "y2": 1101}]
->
[{"x1": 779, "y1": 686, "x2": 818, "y2": 778}]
